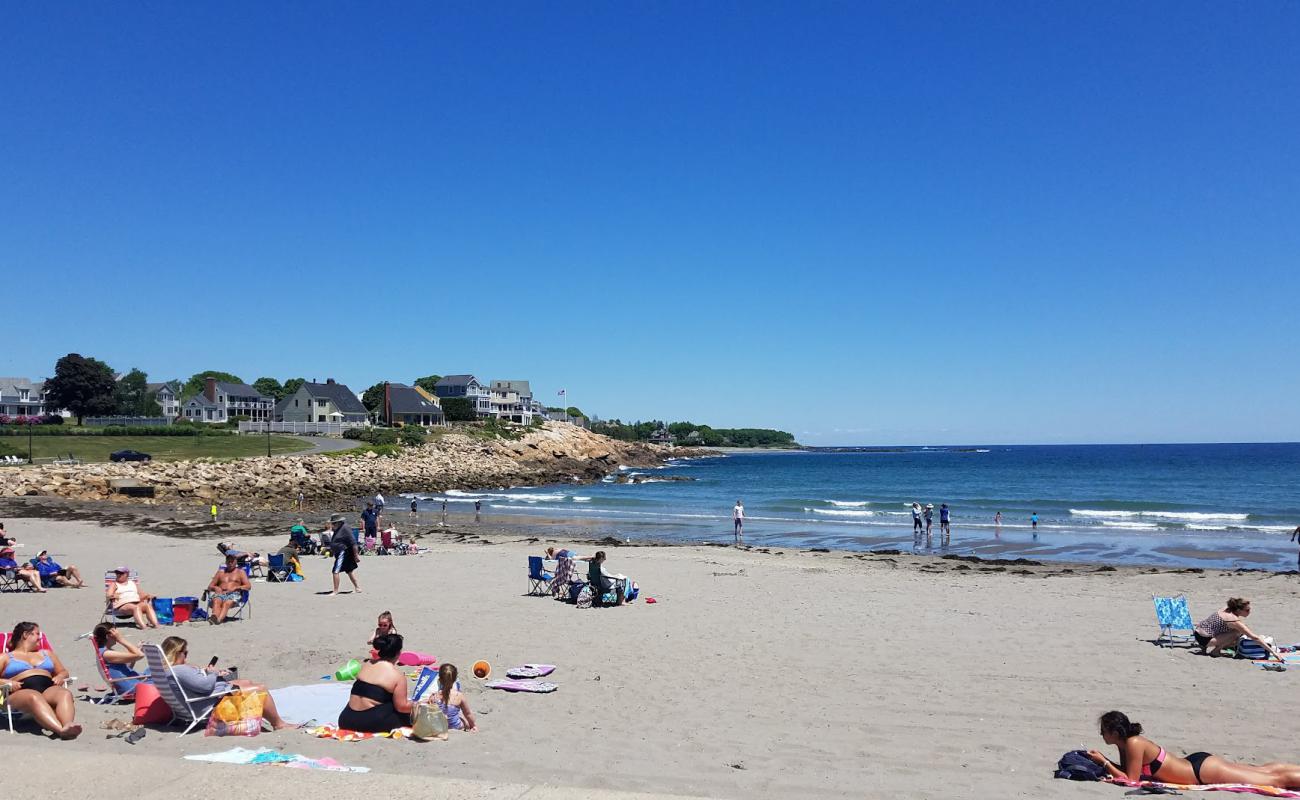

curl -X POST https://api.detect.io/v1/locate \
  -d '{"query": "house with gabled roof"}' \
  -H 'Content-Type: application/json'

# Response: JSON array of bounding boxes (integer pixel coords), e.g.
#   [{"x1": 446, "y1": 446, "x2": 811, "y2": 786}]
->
[
  {"x1": 488, "y1": 379, "x2": 534, "y2": 424},
  {"x1": 181, "y1": 376, "x2": 274, "y2": 423},
  {"x1": 385, "y1": 383, "x2": 444, "y2": 427},
  {"x1": 147, "y1": 380, "x2": 183, "y2": 419},
  {"x1": 278, "y1": 379, "x2": 369, "y2": 425},
  {"x1": 433, "y1": 374, "x2": 492, "y2": 418},
  {"x1": 0, "y1": 377, "x2": 57, "y2": 418}
]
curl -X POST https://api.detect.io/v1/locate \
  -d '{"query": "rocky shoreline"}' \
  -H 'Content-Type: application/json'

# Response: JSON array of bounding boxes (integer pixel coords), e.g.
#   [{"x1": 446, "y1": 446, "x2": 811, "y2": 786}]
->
[{"x1": 0, "y1": 422, "x2": 714, "y2": 511}]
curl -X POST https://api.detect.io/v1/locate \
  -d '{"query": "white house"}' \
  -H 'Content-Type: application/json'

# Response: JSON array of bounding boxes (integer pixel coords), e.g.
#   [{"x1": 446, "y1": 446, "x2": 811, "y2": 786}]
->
[
  {"x1": 0, "y1": 377, "x2": 56, "y2": 418},
  {"x1": 147, "y1": 381, "x2": 183, "y2": 419},
  {"x1": 488, "y1": 379, "x2": 534, "y2": 424},
  {"x1": 278, "y1": 379, "x2": 369, "y2": 424}
]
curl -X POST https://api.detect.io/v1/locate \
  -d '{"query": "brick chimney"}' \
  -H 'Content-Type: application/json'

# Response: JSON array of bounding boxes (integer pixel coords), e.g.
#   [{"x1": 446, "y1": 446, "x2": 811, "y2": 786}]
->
[
  {"x1": 204, "y1": 376, "x2": 217, "y2": 402},
  {"x1": 326, "y1": 378, "x2": 335, "y2": 385}
]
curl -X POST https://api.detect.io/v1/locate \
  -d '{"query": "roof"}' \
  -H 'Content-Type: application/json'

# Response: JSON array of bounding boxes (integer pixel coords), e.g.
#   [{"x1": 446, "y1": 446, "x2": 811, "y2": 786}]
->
[
  {"x1": 147, "y1": 380, "x2": 182, "y2": 395},
  {"x1": 214, "y1": 381, "x2": 272, "y2": 401},
  {"x1": 186, "y1": 394, "x2": 218, "y2": 408},
  {"x1": 386, "y1": 384, "x2": 445, "y2": 416},
  {"x1": 299, "y1": 381, "x2": 368, "y2": 414},
  {"x1": 434, "y1": 374, "x2": 480, "y2": 388},
  {"x1": 490, "y1": 380, "x2": 532, "y2": 396},
  {"x1": 0, "y1": 377, "x2": 40, "y2": 396}
]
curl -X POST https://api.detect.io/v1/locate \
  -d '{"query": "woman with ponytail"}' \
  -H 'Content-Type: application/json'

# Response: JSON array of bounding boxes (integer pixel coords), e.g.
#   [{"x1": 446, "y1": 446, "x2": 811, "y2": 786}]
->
[
  {"x1": 1088, "y1": 710, "x2": 1300, "y2": 787},
  {"x1": 434, "y1": 663, "x2": 478, "y2": 732}
]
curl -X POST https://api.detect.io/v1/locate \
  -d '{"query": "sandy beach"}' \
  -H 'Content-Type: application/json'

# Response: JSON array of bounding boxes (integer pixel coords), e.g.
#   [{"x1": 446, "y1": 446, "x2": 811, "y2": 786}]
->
[{"x1": 4, "y1": 503, "x2": 1300, "y2": 798}]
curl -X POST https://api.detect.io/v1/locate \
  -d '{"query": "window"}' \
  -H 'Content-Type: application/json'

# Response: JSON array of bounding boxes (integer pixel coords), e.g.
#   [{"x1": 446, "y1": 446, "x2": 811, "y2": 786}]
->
[
  {"x1": 316, "y1": 399, "x2": 327, "y2": 407},
  {"x1": 294, "y1": 399, "x2": 299, "y2": 407}
]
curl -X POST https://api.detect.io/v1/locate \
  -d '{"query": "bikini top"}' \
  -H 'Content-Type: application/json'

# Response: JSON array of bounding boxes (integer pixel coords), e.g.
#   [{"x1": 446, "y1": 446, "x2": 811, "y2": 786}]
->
[
  {"x1": 1143, "y1": 747, "x2": 1167, "y2": 778},
  {"x1": 3, "y1": 650, "x2": 55, "y2": 678},
  {"x1": 350, "y1": 678, "x2": 394, "y2": 704}
]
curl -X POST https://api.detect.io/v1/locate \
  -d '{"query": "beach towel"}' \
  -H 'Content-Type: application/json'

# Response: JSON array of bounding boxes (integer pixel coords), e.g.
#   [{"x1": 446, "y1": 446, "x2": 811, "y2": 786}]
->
[
  {"x1": 1108, "y1": 777, "x2": 1300, "y2": 797},
  {"x1": 506, "y1": 664, "x2": 556, "y2": 679},
  {"x1": 269, "y1": 683, "x2": 351, "y2": 727},
  {"x1": 184, "y1": 746, "x2": 369, "y2": 773},
  {"x1": 486, "y1": 679, "x2": 558, "y2": 693},
  {"x1": 306, "y1": 724, "x2": 414, "y2": 741}
]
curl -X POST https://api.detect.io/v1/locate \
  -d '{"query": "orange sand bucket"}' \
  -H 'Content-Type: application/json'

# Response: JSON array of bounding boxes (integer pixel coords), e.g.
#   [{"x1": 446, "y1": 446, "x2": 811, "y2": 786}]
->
[{"x1": 472, "y1": 660, "x2": 491, "y2": 679}]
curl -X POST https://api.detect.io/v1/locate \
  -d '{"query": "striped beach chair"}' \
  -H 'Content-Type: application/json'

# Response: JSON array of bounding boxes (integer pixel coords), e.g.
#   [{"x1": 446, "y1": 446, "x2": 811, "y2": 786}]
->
[{"x1": 142, "y1": 643, "x2": 234, "y2": 736}]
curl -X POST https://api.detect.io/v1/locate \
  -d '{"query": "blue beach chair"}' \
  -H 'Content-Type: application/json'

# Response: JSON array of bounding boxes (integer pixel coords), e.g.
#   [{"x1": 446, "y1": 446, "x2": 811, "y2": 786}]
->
[
  {"x1": 1152, "y1": 594, "x2": 1195, "y2": 647},
  {"x1": 266, "y1": 553, "x2": 294, "y2": 583},
  {"x1": 527, "y1": 556, "x2": 553, "y2": 596}
]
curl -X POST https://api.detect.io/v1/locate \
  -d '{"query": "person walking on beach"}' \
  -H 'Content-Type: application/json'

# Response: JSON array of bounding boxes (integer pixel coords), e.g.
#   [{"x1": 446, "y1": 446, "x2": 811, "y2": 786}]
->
[
  {"x1": 441, "y1": 499, "x2": 448, "y2": 526},
  {"x1": 1290, "y1": 526, "x2": 1300, "y2": 571},
  {"x1": 327, "y1": 514, "x2": 362, "y2": 595},
  {"x1": 410, "y1": 498, "x2": 418, "y2": 521},
  {"x1": 733, "y1": 500, "x2": 745, "y2": 546},
  {"x1": 373, "y1": 493, "x2": 385, "y2": 515},
  {"x1": 297, "y1": 491, "x2": 304, "y2": 511},
  {"x1": 939, "y1": 503, "x2": 951, "y2": 546},
  {"x1": 361, "y1": 502, "x2": 379, "y2": 545},
  {"x1": 210, "y1": 502, "x2": 218, "y2": 522}
]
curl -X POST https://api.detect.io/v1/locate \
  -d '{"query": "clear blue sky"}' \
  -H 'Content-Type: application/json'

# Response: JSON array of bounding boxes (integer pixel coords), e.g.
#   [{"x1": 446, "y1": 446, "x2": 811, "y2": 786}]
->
[{"x1": 2, "y1": 3, "x2": 1297, "y2": 445}]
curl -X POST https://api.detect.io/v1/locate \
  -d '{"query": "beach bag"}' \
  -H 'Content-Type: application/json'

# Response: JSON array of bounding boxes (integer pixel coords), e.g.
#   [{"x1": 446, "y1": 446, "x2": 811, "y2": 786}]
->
[
  {"x1": 205, "y1": 689, "x2": 265, "y2": 737},
  {"x1": 625, "y1": 581, "x2": 639, "y2": 602},
  {"x1": 1238, "y1": 636, "x2": 1271, "y2": 660},
  {"x1": 152, "y1": 597, "x2": 174, "y2": 626},
  {"x1": 132, "y1": 682, "x2": 172, "y2": 725},
  {"x1": 411, "y1": 703, "x2": 449, "y2": 740},
  {"x1": 1054, "y1": 750, "x2": 1107, "y2": 781}
]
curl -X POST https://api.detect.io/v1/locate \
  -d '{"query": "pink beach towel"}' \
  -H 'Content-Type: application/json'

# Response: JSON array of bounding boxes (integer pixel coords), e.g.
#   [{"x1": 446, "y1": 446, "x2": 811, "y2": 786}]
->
[
  {"x1": 1108, "y1": 776, "x2": 1300, "y2": 797},
  {"x1": 486, "y1": 679, "x2": 558, "y2": 693}
]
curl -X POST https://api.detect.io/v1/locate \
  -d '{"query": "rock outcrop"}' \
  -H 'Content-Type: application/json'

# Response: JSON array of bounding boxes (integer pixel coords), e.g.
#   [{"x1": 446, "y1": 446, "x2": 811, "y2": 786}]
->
[{"x1": 0, "y1": 423, "x2": 712, "y2": 510}]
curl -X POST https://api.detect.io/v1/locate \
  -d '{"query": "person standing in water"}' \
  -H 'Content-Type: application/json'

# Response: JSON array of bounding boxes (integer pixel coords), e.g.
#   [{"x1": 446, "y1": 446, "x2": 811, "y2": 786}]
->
[
  {"x1": 923, "y1": 504, "x2": 934, "y2": 546},
  {"x1": 732, "y1": 500, "x2": 744, "y2": 546},
  {"x1": 409, "y1": 498, "x2": 418, "y2": 521},
  {"x1": 939, "y1": 503, "x2": 951, "y2": 546},
  {"x1": 1290, "y1": 526, "x2": 1300, "y2": 571},
  {"x1": 1030, "y1": 512, "x2": 1039, "y2": 530}
]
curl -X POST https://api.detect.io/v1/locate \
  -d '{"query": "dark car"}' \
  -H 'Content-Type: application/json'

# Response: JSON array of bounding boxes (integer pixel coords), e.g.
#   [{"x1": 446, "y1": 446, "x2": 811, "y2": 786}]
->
[{"x1": 109, "y1": 449, "x2": 152, "y2": 463}]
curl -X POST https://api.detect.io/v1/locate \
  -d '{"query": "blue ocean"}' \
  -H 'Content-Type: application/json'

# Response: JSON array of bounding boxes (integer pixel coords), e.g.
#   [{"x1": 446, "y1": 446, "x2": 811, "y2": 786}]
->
[{"x1": 408, "y1": 444, "x2": 1300, "y2": 570}]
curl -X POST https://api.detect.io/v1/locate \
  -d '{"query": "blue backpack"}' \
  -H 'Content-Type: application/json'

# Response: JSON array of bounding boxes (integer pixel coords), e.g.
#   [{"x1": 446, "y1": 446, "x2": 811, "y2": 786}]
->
[{"x1": 1054, "y1": 750, "x2": 1107, "y2": 781}]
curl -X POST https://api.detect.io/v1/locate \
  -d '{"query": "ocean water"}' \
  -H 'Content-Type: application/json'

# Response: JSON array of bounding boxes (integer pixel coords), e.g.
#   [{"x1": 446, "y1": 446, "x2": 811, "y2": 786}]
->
[{"x1": 405, "y1": 444, "x2": 1300, "y2": 570}]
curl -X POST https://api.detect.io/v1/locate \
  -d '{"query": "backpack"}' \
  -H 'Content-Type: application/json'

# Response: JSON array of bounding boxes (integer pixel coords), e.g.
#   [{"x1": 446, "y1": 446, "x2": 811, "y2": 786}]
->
[{"x1": 1054, "y1": 750, "x2": 1108, "y2": 781}]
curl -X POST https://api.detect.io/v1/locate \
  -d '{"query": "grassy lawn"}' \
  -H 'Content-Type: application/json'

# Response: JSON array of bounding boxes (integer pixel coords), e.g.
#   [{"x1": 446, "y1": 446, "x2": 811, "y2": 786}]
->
[{"x1": 0, "y1": 434, "x2": 313, "y2": 464}]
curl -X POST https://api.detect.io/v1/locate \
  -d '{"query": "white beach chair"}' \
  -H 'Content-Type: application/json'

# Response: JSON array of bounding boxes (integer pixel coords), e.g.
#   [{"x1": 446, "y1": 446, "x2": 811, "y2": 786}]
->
[{"x1": 142, "y1": 643, "x2": 235, "y2": 736}]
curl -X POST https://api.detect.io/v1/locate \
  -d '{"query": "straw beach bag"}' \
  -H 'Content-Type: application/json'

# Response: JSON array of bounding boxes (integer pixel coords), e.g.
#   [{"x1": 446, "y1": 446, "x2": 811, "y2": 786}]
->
[{"x1": 205, "y1": 689, "x2": 265, "y2": 737}]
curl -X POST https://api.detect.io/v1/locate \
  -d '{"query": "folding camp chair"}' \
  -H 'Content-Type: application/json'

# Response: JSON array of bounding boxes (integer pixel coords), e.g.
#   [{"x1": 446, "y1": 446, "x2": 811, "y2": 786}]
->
[
  {"x1": 142, "y1": 643, "x2": 234, "y2": 736},
  {"x1": 90, "y1": 640, "x2": 143, "y2": 705},
  {"x1": 0, "y1": 567, "x2": 27, "y2": 593},
  {"x1": 527, "y1": 556, "x2": 553, "y2": 596},
  {"x1": 266, "y1": 553, "x2": 293, "y2": 583},
  {"x1": 204, "y1": 587, "x2": 251, "y2": 621},
  {"x1": 1153, "y1": 594, "x2": 1196, "y2": 647}
]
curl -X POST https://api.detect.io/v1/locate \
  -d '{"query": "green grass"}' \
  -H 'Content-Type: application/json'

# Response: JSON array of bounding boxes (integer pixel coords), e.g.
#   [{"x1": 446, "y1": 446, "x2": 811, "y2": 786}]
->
[{"x1": 1, "y1": 434, "x2": 313, "y2": 464}]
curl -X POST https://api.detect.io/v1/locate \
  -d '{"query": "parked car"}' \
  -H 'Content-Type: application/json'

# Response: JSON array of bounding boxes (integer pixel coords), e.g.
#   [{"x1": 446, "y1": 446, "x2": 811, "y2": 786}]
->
[{"x1": 109, "y1": 449, "x2": 152, "y2": 463}]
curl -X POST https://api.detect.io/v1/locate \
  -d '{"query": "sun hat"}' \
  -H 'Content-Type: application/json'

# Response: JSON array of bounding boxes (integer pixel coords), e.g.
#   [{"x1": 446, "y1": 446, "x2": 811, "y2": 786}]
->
[
  {"x1": 114, "y1": 566, "x2": 130, "y2": 573},
  {"x1": 328, "y1": 513, "x2": 347, "y2": 524}
]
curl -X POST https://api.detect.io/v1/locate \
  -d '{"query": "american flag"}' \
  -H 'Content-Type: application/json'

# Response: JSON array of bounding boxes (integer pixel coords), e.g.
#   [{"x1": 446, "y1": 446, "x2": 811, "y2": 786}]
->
[{"x1": 557, "y1": 389, "x2": 566, "y2": 397}]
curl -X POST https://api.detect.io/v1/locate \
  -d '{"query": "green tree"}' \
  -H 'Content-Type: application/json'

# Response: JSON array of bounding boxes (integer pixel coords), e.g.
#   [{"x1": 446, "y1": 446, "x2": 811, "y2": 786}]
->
[
  {"x1": 252, "y1": 377, "x2": 283, "y2": 400},
  {"x1": 114, "y1": 368, "x2": 162, "y2": 416},
  {"x1": 181, "y1": 371, "x2": 244, "y2": 400},
  {"x1": 43, "y1": 353, "x2": 118, "y2": 425},
  {"x1": 440, "y1": 397, "x2": 476, "y2": 421},
  {"x1": 565, "y1": 406, "x2": 585, "y2": 420},
  {"x1": 413, "y1": 375, "x2": 442, "y2": 393},
  {"x1": 281, "y1": 377, "x2": 305, "y2": 399},
  {"x1": 361, "y1": 382, "x2": 386, "y2": 415}
]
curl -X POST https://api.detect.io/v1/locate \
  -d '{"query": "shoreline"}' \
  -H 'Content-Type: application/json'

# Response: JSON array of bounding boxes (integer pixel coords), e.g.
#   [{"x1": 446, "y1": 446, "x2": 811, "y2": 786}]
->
[{"x1": 3, "y1": 495, "x2": 1290, "y2": 579}]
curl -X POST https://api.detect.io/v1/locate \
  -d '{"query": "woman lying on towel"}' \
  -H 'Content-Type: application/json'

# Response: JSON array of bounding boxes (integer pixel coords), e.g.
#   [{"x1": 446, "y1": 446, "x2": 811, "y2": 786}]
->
[
  {"x1": 339, "y1": 633, "x2": 416, "y2": 732},
  {"x1": 1, "y1": 622, "x2": 80, "y2": 739},
  {"x1": 161, "y1": 636, "x2": 292, "y2": 730},
  {"x1": 1087, "y1": 710, "x2": 1300, "y2": 788}
]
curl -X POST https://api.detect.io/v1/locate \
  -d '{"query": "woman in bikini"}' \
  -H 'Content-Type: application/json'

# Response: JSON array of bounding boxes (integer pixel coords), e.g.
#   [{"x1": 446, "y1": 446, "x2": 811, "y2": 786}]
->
[
  {"x1": 0, "y1": 622, "x2": 81, "y2": 739},
  {"x1": 1088, "y1": 710, "x2": 1300, "y2": 788},
  {"x1": 339, "y1": 633, "x2": 416, "y2": 732}
]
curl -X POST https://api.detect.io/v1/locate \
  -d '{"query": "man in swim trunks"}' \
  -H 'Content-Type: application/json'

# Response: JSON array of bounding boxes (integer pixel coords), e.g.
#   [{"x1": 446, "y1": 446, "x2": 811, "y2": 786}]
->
[
  {"x1": 328, "y1": 513, "x2": 362, "y2": 595},
  {"x1": 206, "y1": 554, "x2": 251, "y2": 625}
]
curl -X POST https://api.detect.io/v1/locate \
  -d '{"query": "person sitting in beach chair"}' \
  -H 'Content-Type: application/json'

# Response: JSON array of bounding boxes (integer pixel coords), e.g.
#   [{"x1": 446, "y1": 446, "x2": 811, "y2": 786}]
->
[
  {"x1": 32, "y1": 551, "x2": 84, "y2": 589},
  {"x1": 217, "y1": 542, "x2": 265, "y2": 576},
  {"x1": 158, "y1": 636, "x2": 291, "y2": 731},
  {"x1": 105, "y1": 567, "x2": 159, "y2": 628},
  {"x1": 1087, "y1": 710, "x2": 1300, "y2": 788},
  {"x1": 584, "y1": 551, "x2": 626, "y2": 607},
  {"x1": 206, "y1": 554, "x2": 251, "y2": 625},
  {"x1": 91, "y1": 622, "x2": 148, "y2": 702},
  {"x1": 1193, "y1": 597, "x2": 1282, "y2": 661},
  {"x1": 1, "y1": 622, "x2": 80, "y2": 739},
  {"x1": 288, "y1": 521, "x2": 318, "y2": 555},
  {"x1": 338, "y1": 633, "x2": 418, "y2": 733},
  {"x1": 0, "y1": 547, "x2": 44, "y2": 593}
]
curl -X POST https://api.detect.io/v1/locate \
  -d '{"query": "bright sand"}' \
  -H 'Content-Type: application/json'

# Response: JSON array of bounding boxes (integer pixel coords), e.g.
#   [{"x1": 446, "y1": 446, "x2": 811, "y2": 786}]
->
[{"x1": 4, "y1": 516, "x2": 1300, "y2": 798}]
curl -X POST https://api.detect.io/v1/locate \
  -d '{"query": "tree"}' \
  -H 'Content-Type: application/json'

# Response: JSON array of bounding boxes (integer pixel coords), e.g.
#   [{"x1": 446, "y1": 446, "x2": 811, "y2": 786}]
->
[
  {"x1": 252, "y1": 377, "x2": 283, "y2": 401},
  {"x1": 361, "y1": 382, "x2": 387, "y2": 415},
  {"x1": 181, "y1": 371, "x2": 243, "y2": 400},
  {"x1": 43, "y1": 353, "x2": 117, "y2": 425},
  {"x1": 114, "y1": 368, "x2": 161, "y2": 416},
  {"x1": 413, "y1": 374, "x2": 443, "y2": 393},
  {"x1": 565, "y1": 406, "x2": 586, "y2": 420},
  {"x1": 441, "y1": 397, "x2": 476, "y2": 421},
  {"x1": 281, "y1": 377, "x2": 305, "y2": 399}
]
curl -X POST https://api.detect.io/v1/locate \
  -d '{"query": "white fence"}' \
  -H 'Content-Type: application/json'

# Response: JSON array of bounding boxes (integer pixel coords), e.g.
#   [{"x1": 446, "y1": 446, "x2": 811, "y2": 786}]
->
[
  {"x1": 85, "y1": 416, "x2": 171, "y2": 427},
  {"x1": 238, "y1": 421, "x2": 364, "y2": 436}
]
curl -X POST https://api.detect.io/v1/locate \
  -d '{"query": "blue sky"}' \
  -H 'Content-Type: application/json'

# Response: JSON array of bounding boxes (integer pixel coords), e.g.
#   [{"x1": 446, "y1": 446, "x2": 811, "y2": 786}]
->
[{"x1": 2, "y1": 3, "x2": 1297, "y2": 445}]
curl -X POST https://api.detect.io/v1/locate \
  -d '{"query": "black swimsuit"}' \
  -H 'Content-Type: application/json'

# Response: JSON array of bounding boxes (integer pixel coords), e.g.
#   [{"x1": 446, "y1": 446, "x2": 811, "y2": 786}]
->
[
  {"x1": 338, "y1": 678, "x2": 408, "y2": 732},
  {"x1": 19, "y1": 674, "x2": 55, "y2": 693}
]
